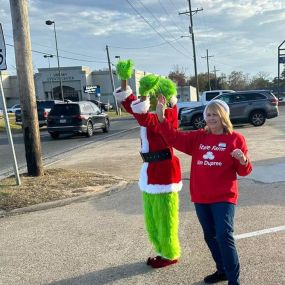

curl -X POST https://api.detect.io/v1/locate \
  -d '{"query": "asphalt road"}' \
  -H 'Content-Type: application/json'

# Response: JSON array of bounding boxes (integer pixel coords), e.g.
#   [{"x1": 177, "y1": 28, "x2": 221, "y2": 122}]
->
[{"x1": 0, "y1": 117, "x2": 138, "y2": 178}]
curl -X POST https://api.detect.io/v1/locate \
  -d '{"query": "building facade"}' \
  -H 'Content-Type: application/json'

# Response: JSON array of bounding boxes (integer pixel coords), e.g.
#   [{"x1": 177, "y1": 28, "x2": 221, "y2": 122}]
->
[
  {"x1": 1, "y1": 66, "x2": 147, "y2": 108},
  {"x1": 1, "y1": 66, "x2": 196, "y2": 108}
]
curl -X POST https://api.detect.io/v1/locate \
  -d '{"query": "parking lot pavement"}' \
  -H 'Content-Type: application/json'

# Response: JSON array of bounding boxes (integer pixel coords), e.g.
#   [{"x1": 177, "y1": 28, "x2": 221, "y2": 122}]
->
[{"x1": 0, "y1": 107, "x2": 284, "y2": 285}]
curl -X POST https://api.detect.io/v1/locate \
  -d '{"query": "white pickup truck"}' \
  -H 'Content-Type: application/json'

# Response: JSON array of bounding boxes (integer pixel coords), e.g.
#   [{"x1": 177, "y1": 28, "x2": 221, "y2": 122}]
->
[{"x1": 177, "y1": 90, "x2": 235, "y2": 119}]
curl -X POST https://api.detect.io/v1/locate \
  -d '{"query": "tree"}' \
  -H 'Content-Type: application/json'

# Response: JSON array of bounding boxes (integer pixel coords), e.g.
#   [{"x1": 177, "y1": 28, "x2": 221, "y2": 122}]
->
[
  {"x1": 168, "y1": 65, "x2": 187, "y2": 86},
  {"x1": 188, "y1": 72, "x2": 209, "y2": 91},
  {"x1": 249, "y1": 72, "x2": 271, "y2": 90},
  {"x1": 227, "y1": 71, "x2": 250, "y2": 91}
]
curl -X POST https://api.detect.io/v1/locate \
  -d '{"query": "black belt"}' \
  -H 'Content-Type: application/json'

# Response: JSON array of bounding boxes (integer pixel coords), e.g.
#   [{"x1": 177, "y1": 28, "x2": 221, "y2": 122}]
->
[{"x1": 140, "y1": 148, "x2": 172, "y2": 163}]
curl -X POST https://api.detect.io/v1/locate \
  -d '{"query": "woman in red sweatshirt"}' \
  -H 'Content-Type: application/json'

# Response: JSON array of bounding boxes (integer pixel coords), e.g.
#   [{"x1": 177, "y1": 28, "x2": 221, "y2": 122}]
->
[{"x1": 156, "y1": 97, "x2": 252, "y2": 285}]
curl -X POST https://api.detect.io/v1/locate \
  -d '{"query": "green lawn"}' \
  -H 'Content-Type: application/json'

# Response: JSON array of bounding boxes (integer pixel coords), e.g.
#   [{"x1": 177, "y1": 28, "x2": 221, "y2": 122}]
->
[
  {"x1": 0, "y1": 114, "x2": 22, "y2": 133},
  {"x1": 107, "y1": 110, "x2": 132, "y2": 119}
]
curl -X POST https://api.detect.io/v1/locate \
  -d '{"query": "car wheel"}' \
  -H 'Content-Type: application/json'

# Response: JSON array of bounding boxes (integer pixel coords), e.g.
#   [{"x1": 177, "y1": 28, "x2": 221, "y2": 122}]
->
[
  {"x1": 102, "y1": 118, "x2": 110, "y2": 133},
  {"x1": 50, "y1": 132, "x2": 59, "y2": 139},
  {"x1": 86, "y1": 121, "x2": 94, "y2": 137},
  {"x1": 192, "y1": 114, "x2": 206, "y2": 130},
  {"x1": 250, "y1": 111, "x2": 266, "y2": 126}
]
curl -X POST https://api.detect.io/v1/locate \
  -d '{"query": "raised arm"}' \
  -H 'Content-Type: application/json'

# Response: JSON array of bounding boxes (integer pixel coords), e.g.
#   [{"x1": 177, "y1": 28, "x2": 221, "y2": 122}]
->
[{"x1": 156, "y1": 95, "x2": 196, "y2": 155}]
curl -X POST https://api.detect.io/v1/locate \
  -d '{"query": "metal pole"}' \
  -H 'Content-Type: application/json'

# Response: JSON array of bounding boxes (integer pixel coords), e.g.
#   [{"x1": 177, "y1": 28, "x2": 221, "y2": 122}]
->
[
  {"x1": 214, "y1": 66, "x2": 217, "y2": 89},
  {"x1": 277, "y1": 40, "x2": 285, "y2": 100},
  {"x1": 187, "y1": 0, "x2": 199, "y2": 100},
  {"x1": 46, "y1": 56, "x2": 54, "y2": 99},
  {"x1": 53, "y1": 22, "x2": 64, "y2": 101},
  {"x1": 206, "y1": 49, "x2": 210, "y2": 90},
  {"x1": 0, "y1": 71, "x2": 21, "y2": 185},
  {"x1": 106, "y1": 45, "x2": 119, "y2": 115}
]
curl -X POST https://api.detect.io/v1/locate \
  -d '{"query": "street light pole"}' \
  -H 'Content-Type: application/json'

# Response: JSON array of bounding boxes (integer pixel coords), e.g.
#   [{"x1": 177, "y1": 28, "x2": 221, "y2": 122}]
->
[
  {"x1": 45, "y1": 20, "x2": 64, "y2": 101},
  {"x1": 43, "y1": 54, "x2": 54, "y2": 99}
]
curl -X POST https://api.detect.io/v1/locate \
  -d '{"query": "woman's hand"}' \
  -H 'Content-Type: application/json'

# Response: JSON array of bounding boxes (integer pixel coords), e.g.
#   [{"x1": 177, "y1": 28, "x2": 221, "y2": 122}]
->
[
  {"x1": 231, "y1": 149, "x2": 248, "y2": 165},
  {"x1": 156, "y1": 95, "x2": 166, "y2": 123}
]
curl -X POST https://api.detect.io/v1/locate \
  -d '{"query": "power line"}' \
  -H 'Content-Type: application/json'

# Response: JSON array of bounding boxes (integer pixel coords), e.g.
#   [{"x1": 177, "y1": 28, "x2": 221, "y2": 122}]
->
[
  {"x1": 109, "y1": 37, "x2": 182, "y2": 49},
  {"x1": 134, "y1": 0, "x2": 189, "y2": 54},
  {"x1": 125, "y1": 0, "x2": 189, "y2": 57},
  {"x1": 4, "y1": 33, "x2": 104, "y2": 60},
  {"x1": 6, "y1": 43, "x2": 109, "y2": 64}
]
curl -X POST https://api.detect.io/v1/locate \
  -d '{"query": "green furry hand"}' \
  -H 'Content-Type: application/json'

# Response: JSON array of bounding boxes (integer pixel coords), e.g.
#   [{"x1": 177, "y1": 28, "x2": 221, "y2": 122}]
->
[
  {"x1": 156, "y1": 78, "x2": 177, "y2": 102},
  {"x1": 116, "y1": 59, "x2": 134, "y2": 80}
]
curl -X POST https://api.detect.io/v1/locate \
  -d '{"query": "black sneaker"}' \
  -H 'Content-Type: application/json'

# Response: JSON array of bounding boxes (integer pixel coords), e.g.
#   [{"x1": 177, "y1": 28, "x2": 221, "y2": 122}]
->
[{"x1": 204, "y1": 271, "x2": 228, "y2": 283}]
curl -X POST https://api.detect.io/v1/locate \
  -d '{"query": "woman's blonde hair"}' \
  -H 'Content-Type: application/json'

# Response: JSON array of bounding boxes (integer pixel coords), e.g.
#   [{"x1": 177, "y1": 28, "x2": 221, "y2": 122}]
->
[{"x1": 204, "y1": 102, "x2": 233, "y2": 134}]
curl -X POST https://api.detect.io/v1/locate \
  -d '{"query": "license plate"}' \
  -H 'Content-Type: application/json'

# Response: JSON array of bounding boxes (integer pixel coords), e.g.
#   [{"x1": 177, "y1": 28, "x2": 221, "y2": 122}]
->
[{"x1": 59, "y1": 119, "x2": 66, "y2": 123}]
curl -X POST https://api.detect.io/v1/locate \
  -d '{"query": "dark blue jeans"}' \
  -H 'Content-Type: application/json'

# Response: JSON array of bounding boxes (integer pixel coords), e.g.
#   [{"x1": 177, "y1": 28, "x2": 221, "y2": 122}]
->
[{"x1": 195, "y1": 202, "x2": 240, "y2": 285}]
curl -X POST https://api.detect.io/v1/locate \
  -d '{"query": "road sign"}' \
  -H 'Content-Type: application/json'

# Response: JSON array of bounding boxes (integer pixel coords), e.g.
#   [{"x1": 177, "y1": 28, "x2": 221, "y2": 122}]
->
[
  {"x1": 0, "y1": 23, "x2": 7, "y2": 70},
  {"x1": 84, "y1": 85, "x2": 97, "y2": 94}
]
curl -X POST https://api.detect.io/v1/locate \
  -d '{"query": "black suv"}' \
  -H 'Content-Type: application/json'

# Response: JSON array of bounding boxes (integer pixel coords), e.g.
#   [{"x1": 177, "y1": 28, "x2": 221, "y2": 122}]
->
[
  {"x1": 180, "y1": 90, "x2": 279, "y2": 129},
  {"x1": 47, "y1": 101, "x2": 110, "y2": 139},
  {"x1": 87, "y1": 99, "x2": 112, "y2": 112},
  {"x1": 15, "y1": 100, "x2": 62, "y2": 127}
]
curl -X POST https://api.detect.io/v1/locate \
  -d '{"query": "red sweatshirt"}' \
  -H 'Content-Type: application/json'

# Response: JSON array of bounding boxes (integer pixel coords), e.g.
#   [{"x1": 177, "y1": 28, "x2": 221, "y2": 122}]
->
[{"x1": 160, "y1": 120, "x2": 252, "y2": 204}]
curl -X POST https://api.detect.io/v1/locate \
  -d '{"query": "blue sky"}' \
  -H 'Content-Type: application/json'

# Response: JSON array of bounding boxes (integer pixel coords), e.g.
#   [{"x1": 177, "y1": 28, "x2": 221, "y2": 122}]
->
[{"x1": 1, "y1": 0, "x2": 284, "y2": 79}]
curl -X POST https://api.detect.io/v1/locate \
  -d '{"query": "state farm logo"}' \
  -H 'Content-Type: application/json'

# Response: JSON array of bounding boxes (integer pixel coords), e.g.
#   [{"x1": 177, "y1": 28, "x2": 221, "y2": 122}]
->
[{"x1": 203, "y1": 151, "x2": 215, "y2": 160}]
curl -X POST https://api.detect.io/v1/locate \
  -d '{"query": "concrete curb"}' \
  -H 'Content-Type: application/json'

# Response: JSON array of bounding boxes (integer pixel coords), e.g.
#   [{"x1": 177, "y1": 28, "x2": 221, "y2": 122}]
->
[{"x1": 0, "y1": 180, "x2": 132, "y2": 218}]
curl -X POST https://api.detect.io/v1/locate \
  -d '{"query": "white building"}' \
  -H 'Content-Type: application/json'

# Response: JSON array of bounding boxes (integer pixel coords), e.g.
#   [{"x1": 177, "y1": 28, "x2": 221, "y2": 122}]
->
[
  {"x1": 1, "y1": 65, "x2": 196, "y2": 107},
  {"x1": 1, "y1": 66, "x2": 148, "y2": 107},
  {"x1": 176, "y1": 85, "x2": 197, "y2": 102}
]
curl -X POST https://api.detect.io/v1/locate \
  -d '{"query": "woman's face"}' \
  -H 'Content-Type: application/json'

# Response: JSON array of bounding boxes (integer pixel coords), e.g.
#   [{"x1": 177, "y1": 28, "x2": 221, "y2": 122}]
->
[{"x1": 205, "y1": 108, "x2": 223, "y2": 133}]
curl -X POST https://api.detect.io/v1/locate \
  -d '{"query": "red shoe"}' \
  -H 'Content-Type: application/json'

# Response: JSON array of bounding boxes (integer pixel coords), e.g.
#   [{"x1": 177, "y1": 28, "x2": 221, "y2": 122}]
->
[
  {"x1": 151, "y1": 257, "x2": 178, "y2": 268},
  {"x1": 147, "y1": 256, "x2": 162, "y2": 266}
]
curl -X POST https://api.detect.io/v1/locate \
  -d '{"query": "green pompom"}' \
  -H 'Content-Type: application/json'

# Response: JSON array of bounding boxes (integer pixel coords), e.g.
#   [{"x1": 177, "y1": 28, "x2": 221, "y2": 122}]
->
[
  {"x1": 139, "y1": 74, "x2": 160, "y2": 97},
  {"x1": 156, "y1": 78, "x2": 177, "y2": 102},
  {"x1": 116, "y1": 59, "x2": 134, "y2": 80}
]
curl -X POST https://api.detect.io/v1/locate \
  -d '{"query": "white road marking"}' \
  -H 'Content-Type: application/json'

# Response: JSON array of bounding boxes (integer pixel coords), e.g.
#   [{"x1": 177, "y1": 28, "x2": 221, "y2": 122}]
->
[{"x1": 235, "y1": 225, "x2": 285, "y2": 240}]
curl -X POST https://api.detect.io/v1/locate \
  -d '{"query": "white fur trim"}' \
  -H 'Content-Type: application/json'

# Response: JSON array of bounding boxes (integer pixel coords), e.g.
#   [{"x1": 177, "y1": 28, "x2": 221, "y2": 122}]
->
[
  {"x1": 138, "y1": 163, "x2": 183, "y2": 194},
  {"x1": 203, "y1": 99, "x2": 230, "y2": 120},
  {"x1": 131, "y1": 98, "x2": 150, "y2": 114},
  {"x1": 140, "y1": 127, "x2": 149, "y2": 153},
  {"x1": 169, "y1": 96, "x2": 177, "y2": 107},
  {"x1": 113, "y1": 86, "x2": 132, "y2": 102}
]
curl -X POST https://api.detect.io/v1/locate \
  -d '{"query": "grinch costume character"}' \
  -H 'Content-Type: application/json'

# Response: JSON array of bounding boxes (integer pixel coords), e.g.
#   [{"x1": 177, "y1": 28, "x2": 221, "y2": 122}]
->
[{"x1": 114, "y1": 60, "x2": 183, "y2": 268}]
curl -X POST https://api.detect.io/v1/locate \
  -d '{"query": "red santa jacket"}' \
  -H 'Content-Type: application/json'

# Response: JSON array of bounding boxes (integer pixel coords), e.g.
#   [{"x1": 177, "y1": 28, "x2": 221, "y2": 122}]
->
[
  {"x1": 114, "y1": 86, "x2": 182, "y2": 194},
  {"x1": 159, "y1": 119, "x2": 252, "y2": 204}
]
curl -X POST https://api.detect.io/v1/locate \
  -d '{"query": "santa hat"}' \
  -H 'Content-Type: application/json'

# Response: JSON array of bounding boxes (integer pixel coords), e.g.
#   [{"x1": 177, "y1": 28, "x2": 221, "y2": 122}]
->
[{"x1": 203, "y1": 99, "x2": 230, "y2": 120}]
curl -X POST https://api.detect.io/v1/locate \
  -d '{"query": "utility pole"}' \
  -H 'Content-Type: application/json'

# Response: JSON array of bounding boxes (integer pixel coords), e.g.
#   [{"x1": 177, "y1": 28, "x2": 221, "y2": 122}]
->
[
  {"x1": 202, "y1": 49, "x2": 214, "y2": 91},
  {"x1": 277, "y1": 40, "x2": 285, "y2": 100},
  {"x1": 179, "y1": 1, "x2": 203, "y2": 101},
  {"x1": 106, "y1": 45, "x2": 119, "y2": 115},
  {"x1": 212, "y1": 66, "x2": 220, "y2": 90},
  {"x1": 9, "y1": 0, "x2": 43, "y2": 176}
]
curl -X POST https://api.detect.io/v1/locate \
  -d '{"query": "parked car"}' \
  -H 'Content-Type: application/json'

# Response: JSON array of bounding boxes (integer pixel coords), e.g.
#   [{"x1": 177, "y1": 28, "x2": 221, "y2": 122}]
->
[
  {"x1": 180, "y1": 90, "x2": 279, "y2": 129},
  {"x1": 47, "y1": 101, "x2": 110, "y2": 139},
  {"x1": 88, "y1": 99, "x2": 112, "y2": 112},
  {"x1": 177, "y1": 90, "x2": 235, "y2": 119},
  {"x1": 15, "y1": 100, "x2": 62, "y2": 127},
  {"x1": 7, "y1": 104, "x2": 21, "y2": 113}
]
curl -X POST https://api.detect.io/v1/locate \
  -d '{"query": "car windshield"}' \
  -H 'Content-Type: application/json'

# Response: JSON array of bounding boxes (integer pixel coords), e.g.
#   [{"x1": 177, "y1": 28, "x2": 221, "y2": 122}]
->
[{"x1": 49, "y1": 104, "x2": 80, "y2": 116}]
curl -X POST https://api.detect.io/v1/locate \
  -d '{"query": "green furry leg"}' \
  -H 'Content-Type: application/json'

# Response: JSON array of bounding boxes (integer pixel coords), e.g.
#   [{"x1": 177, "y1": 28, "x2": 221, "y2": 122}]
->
[{"x1": 143, "y1": 192, "x2": 180, "y2": 260}]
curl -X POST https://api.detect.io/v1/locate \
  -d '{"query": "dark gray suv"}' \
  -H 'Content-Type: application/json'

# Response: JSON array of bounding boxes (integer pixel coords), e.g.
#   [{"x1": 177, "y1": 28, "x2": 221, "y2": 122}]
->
[{"x1": 180, "y1": 90, "x2": 279, "y2": 129}]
